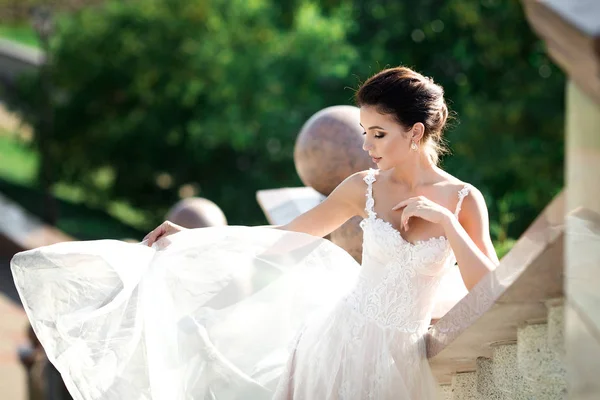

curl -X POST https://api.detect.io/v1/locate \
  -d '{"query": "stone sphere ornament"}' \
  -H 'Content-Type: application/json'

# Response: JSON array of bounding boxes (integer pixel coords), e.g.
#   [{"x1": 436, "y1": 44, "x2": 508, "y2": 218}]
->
[
  {"x1": 166, "y1": 198, "x2": 228, "y2": 229},
  {"x1": 294, "y1": 105, "x2": 376, "y2": 196},
  {"x1": 329, "y1": 216, "x2": 364, "y2": 264}
]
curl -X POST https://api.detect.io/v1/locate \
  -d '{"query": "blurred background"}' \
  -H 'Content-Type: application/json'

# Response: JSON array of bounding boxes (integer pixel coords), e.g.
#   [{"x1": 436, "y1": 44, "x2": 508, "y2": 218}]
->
[{"x1": 0, "y1": 0, "x2": 564, "y2": 399}]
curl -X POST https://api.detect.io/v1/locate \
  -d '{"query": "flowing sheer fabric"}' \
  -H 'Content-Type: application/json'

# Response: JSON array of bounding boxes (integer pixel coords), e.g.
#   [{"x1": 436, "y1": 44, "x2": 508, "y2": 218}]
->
[
  {"x1": 12, "y1": 227, "x2": 360, "y2": 400},
  {"x1": 12, "y1": 169, "x2": 470, "y2": 400}
]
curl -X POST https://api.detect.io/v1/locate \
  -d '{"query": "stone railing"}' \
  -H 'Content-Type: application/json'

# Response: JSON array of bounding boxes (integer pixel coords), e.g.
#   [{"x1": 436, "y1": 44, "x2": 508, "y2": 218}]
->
[
  {"x1": 0, "y1": 192, "x2": 71, "y2": 258},
  {"x1": 0, "y1": 38, "x2": 43, "y2": 83},
  {"x1": 427, "y1": 192, "x2": 566, "y2": 399},
  {"x1": 523, "y1": 1, "x2": 600, "y2": 398}
]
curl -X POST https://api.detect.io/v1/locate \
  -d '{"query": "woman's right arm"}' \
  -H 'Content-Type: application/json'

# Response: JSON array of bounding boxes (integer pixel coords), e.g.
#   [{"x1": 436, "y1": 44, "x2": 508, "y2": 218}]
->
[
  {"x1": 278, "y1": 172, "x2": 367, "y2": 238},
  {"x1": 145, "y1": 171, "x2": 368, "y2": 246}
]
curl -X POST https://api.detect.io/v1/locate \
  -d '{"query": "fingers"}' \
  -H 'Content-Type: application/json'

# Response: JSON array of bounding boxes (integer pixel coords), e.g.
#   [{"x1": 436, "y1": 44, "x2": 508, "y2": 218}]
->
[
  {"x1": 144, "y1": 224, "x2": 165, "y2": 247},
  {"x1": 391, "y1": 196, "x2": 422, "y2": 211},
  {"x1": 401, "y1": 201, "x2": 424, "y2": 230},
  {"x1": 388, "y1": 197, "x2": 415, "y2": 230},
  {"x1": 401, "y1": 210, "x2": 411, "y2": 231}
]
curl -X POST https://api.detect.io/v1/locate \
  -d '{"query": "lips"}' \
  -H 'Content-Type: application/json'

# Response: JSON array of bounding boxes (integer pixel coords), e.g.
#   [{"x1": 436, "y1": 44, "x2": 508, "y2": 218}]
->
[{"x1": 371, "y1": 156, "x2": 382, "y2": 163}]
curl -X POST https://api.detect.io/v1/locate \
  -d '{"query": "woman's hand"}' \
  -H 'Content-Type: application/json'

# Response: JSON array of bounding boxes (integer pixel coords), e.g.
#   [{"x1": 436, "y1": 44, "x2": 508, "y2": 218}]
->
[
  {"x1": 143, "y1": 221, "x2": 187, "y2": 247},
  {"x1": 391, "y1": 196, "x2": 452, "y2": 231}
]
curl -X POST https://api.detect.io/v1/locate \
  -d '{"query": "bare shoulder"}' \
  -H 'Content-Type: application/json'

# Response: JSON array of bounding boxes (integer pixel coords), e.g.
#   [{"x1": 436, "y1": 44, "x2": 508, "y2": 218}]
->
[
  {"x1": 459, "y1": 184, "x2": 488, "y2": 220},
  {"x1": 337, "y1": 169, "x2": 372, "y2": 191},
  {"x1": 434, "y1": 171, "x2": 486, "y2": 213},
  {"x1": 436, "y1": 169, "x2": 474, "y2": 195},
  {"x1": 439, "y1": 174, "x2": 487, "y2": 222},
  {"x1": 329, "y1": 170, "x2": 373, "y2": 213}
]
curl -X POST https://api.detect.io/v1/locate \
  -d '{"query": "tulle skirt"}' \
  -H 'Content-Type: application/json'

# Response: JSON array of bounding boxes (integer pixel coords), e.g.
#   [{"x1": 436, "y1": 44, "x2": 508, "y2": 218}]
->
[
  {"x1": 11, "y1": 226, "x2": 441, "y2": 400},
  {"x1": 272, "y1": 300, "x2": 440, "y2": 399}
]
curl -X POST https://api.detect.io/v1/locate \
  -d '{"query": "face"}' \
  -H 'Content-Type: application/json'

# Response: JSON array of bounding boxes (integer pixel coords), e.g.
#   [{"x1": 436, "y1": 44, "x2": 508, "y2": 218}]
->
[{"x1": 360, "y1": 106, "x2": 416, "y2": 170}]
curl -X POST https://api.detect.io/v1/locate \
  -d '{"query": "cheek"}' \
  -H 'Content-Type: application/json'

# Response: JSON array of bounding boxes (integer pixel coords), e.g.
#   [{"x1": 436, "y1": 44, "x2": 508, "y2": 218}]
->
[{"x1": 380, "y1": 136, "x2": 406, "y2": 158}]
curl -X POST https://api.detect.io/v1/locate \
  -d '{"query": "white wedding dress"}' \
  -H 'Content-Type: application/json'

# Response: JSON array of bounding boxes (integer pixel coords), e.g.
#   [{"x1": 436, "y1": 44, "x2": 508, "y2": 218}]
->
[{"x1": 11, "y1": 169, "x2": 470, "y2": 400}]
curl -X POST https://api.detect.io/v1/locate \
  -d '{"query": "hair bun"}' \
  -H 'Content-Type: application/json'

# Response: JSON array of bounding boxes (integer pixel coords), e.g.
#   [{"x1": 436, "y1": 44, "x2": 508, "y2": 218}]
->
[{"x1": 355, "y1": 66, "x2": 451, "y2": 164}]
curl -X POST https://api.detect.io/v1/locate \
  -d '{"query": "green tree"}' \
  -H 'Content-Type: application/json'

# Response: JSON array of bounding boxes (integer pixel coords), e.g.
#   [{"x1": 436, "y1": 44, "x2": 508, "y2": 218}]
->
[
  {"x1": 8, "y1": 0, "x2": 565, "y2": 246},
  {"x1": 338, "y1": 0, "x2": 565, "y2": 239},
  {"x1": 11, "y1": 0, "x2": 356, "y2": 228}
]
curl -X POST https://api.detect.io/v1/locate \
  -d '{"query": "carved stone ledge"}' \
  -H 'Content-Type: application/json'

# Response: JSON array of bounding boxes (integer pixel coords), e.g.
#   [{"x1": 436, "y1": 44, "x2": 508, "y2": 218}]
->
[{"x1": 522, "y1": 0, "x2": 600, "y2": 104}]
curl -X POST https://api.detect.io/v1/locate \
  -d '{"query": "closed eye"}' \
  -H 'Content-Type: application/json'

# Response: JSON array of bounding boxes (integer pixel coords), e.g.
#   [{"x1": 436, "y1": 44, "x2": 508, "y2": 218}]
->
[{"x1": 362, "y1": 131, "x2": 385, "y2": 139}]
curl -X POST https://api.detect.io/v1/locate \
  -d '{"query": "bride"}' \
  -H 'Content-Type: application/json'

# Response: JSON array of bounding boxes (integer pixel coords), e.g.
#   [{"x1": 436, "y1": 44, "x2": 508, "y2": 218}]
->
[{"x1": 12, "y1": 66, "x2": 499, "y2": 400}]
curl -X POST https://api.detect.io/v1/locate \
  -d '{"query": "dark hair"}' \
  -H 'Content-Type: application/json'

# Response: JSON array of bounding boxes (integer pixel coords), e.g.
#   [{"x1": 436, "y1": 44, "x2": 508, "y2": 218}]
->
[{"x1": 355, "y1": 66, "x2": 450, "y2": 165}]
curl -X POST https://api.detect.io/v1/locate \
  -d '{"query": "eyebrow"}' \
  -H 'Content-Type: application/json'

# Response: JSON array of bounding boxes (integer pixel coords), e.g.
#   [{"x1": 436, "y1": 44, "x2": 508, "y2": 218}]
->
[{"x1": 359, "y1": 123, "x2": 386, "y2": 130}]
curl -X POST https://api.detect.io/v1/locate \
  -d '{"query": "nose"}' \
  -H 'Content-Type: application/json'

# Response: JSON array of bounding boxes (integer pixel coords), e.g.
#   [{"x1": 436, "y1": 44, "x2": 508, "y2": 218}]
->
[{"x1": 362, "y1": 136, "x2": 372, "y2": 152}]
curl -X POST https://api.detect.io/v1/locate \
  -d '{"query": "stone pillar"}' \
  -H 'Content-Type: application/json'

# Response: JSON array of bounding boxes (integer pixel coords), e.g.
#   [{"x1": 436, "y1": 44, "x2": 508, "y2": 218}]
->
[{"x1": 564, "y1": 80, "x2": 600, "y2": 399}]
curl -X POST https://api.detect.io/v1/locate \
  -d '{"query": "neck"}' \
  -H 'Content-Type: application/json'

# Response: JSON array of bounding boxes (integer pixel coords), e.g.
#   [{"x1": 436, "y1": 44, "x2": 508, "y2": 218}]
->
[{"x1": 388, "y1": 153, "x2": 437, "y2": 191}]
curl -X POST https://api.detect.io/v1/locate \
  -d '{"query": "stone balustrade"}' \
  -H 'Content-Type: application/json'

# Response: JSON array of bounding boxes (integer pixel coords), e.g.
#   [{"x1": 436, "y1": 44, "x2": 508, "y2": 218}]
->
[
  {"x1": 0, "y1": 192, "x2": 72, "y2": 258},
  {"x1": 0, "y1": 39, "x2": 43, "y2": 83},
  {"x1": 426, "y1": 192, "x2": 565, "y2": 385}
]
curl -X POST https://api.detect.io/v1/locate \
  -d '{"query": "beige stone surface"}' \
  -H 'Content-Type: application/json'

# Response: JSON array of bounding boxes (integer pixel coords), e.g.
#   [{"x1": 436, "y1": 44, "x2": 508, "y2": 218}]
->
[
  {"x1": 564, "y1": 81, "x2": 600, "y2": 400},
  {"x1": 566, "y1": 300, "x2": 600, "y2": 399},
  {"x1": 517, "y1": 322, "x2": 566, "y2": 398},
  {"x1": 256, "y1": 187, "x2": 324, "y2": 226},
  {"x1": 440, "y1": 384, "x2": 452, "y2": 400},
  {"x1": 451, "y1": 372, "x2": 477, "y2": 400},
  {"x1": 547, "y1": 298, "x2": 565, "y2": 357},
  {"x1": 475, "y1": 357, "x2": 505, "y2": 400},
  {"x1": 491, "y1": 342, "x2": 529, "y2": 400}
]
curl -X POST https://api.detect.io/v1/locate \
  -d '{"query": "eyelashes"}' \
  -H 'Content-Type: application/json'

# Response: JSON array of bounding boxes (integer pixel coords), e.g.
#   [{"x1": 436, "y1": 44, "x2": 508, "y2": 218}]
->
[{"x1": 362, "y1": 131, "x2": 385, "y2": 139}]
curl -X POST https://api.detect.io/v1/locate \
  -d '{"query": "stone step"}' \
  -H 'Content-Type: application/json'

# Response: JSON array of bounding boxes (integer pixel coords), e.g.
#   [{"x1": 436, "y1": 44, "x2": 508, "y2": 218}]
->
[
  {"x1": 440, "y1": 384, "x2": 452, "y2": 399},
  {"x1": 450, "y1": 371, "x2": 477, "y2": 400},
  {"x1": 446, "y1": 297, "x2": 566, "y2": 399},
  {"x1": 546, "y1": 297, "x2": 565, "y2": 357},
  {"x1": 516, "y1": 300, "x2": 566, "y2": 399},
  {"x1": 475, "y1": 357, "x2": 505, "y2": 399},
  {"x1": 490, "y1": 341, "x2": 531, "y2": 399}
]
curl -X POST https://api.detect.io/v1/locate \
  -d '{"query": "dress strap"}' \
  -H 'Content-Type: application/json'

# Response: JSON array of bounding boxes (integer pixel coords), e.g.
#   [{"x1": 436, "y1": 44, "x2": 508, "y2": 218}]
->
[
  {"x1": 363, "y1": 169, "x2": 378, "y2": 218},
  {"x1": 454, "y1": 185, "x2": 471, "y2": 217}
]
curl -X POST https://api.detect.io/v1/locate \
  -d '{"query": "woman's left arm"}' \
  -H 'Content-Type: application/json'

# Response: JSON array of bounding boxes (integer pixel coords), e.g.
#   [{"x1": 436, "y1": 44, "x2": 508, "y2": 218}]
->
[{"x1": 441, "y1": 187, "x2": 499, "y2": 290}]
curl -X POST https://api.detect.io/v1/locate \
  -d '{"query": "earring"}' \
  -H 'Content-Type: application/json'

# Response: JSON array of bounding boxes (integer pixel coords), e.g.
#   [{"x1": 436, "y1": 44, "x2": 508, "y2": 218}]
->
[{"x1": 411, "y1": 141, "x2": 418, "y2": 151}]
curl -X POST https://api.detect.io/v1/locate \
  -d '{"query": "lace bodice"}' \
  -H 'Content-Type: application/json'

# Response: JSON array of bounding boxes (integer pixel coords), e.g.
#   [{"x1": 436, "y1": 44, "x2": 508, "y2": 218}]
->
[{"x1": 344, "y1": 169, "x2": 471, "y2": 333}]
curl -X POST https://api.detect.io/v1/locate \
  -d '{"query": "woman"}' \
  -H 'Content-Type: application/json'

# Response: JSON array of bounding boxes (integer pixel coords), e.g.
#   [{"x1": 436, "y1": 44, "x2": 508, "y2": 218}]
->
[{"x1": 12, "y1": 67, "x2": 499, "y2": 400}]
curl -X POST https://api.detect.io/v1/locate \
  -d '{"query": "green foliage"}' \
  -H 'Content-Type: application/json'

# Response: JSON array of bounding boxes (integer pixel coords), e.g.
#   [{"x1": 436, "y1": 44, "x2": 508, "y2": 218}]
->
[
  {"x1": 0, "y1": 177, "x2": 145, "y2": 240},
  {"x1": 12, "y1": 0, "x2": 356, "y2": 228},
  {"x1": 8, "y1": 0, "x2": 564, "y2": 245},
  {"x1": 0, "y1": 132, "x2": 38, "y2": 185},
  {"x1": 0, "y1": 23, "x2": 39, "y2": 47},
  {"x1": 335, "y1": 0, "x2": 565, "y2": 238}
]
